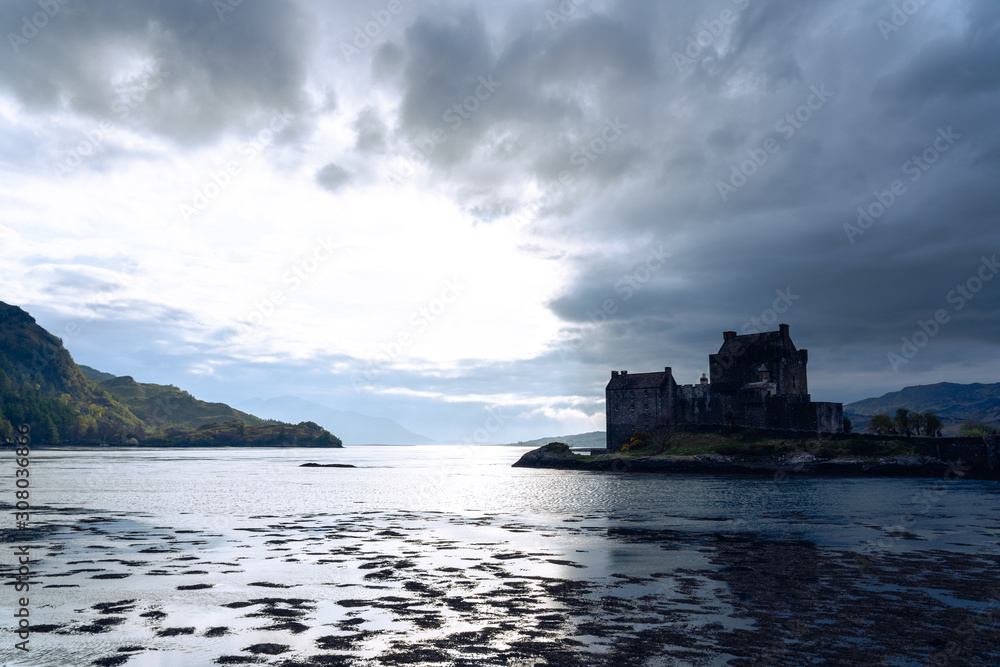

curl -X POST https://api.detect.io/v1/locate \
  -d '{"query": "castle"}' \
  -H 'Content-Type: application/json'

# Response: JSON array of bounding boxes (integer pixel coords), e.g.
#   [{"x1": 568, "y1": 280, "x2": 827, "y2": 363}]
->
[{"x1": 605, "y1": 324, "x2": 843, "y2": 451}]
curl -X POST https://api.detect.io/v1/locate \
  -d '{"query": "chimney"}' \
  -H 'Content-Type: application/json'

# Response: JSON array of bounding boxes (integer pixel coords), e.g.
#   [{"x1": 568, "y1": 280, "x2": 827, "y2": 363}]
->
[
  {"x1": 664, "y1": 366, "x2": 671, "y2": 375},
  {"x1": 700, "y1": 373, "x2": 708, "y2": 385},
  {"x1": 611, "y1": 370, "x2": 619, "y2": 377},
  {"x1": 621, "y1": 370, "x2": 628, "y2": 376},
  {"x1": 779, "y1": 323, "x2": 789, "y2": 338},
  {"x1": 723, "y1": 331, "x2": 737, "y2": 342}
]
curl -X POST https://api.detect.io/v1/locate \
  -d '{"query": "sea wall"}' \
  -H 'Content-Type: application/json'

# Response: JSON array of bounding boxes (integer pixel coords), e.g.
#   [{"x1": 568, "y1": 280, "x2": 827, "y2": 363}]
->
[{"x1": 667, "y1": 425, "x2": 1000, "y2": 477}]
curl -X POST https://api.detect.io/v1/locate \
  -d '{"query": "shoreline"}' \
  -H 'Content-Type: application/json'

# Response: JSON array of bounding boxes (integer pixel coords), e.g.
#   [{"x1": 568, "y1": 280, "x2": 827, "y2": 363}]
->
[{"x1": 512, "y1": 442, "x2": 1000, "y2": 479}]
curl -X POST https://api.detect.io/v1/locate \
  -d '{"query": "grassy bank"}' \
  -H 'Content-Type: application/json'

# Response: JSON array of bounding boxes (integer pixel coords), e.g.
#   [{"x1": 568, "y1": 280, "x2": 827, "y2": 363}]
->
[{"x1": 577, "y1": 431, "x2": 923, "y2": 463}]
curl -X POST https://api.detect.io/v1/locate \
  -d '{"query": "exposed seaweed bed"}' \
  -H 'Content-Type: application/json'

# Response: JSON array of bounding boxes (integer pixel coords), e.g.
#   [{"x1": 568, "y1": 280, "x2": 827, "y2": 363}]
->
[{"x1": 3, "y1": 504, "x2": 999, "y2": 666}]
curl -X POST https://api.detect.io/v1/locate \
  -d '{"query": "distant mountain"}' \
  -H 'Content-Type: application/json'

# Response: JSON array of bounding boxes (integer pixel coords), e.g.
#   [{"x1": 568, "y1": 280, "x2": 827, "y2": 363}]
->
[
  {"x1": 237, "y1": 396, "x2": 435, "y2": 445},
  {"x1": 0, "y1": 301, "x2": 340, "y2": 447},
  {"x1": 501, "y1": 431, "x2": 607, "y2": 449},
  {"x1": 844, "y1": 382, "x2": 1000, "y2": 433}
]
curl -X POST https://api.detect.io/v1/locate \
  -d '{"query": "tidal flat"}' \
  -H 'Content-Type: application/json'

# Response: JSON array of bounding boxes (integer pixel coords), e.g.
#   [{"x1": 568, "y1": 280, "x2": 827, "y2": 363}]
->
[{"x1": 2, "y1": 446, "x2": 999, "y2": 665}]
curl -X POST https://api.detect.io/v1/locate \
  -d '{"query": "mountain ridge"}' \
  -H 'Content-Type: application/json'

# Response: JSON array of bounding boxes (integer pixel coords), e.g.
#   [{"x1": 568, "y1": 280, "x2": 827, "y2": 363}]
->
[
  {"x1": 499, "y1": 431, "x2": 607, "y2": 449},
  {"x1": 844, "y1": 382, "x2": 1000, "y2": 430}
]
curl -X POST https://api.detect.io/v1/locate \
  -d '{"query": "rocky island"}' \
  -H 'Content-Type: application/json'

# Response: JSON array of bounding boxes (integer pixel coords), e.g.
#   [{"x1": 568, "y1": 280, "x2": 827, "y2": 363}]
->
[{"x1": 513, "y1": 432, "x2": 1000, "y2": 479}]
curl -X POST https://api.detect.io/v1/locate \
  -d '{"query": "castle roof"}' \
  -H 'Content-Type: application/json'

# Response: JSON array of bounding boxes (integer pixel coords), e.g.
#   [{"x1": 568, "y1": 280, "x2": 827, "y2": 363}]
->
[
  {"x1": 718, "y1": 331, "x2": 783, "y2": 354},
  {"x1": 606, "y1": 371, "x2": 670, "y2": 391}
]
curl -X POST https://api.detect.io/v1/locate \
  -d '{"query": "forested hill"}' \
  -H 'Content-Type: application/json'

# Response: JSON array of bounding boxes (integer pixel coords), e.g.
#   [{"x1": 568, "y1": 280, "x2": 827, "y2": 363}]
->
[
  {"x1": 97, "y1": 375, "x2": 267, "y2": 431},
  {"x1": 0, "y1": 301, "x2": 341, "y2": 447}
]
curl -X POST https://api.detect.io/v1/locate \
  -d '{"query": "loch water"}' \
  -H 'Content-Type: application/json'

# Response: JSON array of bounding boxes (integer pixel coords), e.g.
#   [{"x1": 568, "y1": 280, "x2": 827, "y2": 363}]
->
[{"x1": 2, "y1": 445, "x2": 999, "y2": 666}]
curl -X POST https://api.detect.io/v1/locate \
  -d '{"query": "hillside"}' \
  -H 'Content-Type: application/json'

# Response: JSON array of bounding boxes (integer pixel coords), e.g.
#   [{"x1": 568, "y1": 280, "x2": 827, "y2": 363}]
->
[
  {"x1": 502, "y1": 431, "x2": 607, "y2": 449},
  {"x1": 0, "y1": 302, "x2": 144, "y2": 443},
  {"x1": 845, "y1": 382, "x2": 1000, "y2": 433},
  {"x1": 101, "y1": 375, "x2": 266, "y2": 430},
  {"x1": 0, "y1": 301, "x2": 341, "y2": 447},
  {"x1": 144, "y1": 420, "x2": 340, "y2": 447}
]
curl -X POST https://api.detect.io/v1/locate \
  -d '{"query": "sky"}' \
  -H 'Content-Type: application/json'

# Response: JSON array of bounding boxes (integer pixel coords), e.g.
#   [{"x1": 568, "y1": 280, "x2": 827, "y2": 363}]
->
[{"x1": 1, "y1": 0, "x2": 999, "y2": 443}]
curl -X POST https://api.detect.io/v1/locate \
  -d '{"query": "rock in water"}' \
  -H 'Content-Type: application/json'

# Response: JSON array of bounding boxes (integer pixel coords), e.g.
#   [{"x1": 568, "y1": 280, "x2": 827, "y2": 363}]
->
[
  {"x1": 512, "y1": 442, "x2": 579, "y2": 468},
  {"x1": 299, "y1": 462, "x2": 356, "y2": 468}
]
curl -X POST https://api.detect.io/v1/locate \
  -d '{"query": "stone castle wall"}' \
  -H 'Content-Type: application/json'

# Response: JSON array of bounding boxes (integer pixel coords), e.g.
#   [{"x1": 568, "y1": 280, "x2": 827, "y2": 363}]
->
[{"x1": 605, "y1": 326, "x2": 843, "y2": 451}]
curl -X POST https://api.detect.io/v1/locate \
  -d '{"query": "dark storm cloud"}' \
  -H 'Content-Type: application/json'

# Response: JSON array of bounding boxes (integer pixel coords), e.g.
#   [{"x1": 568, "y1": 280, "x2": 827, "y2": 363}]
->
[
  {"x1": 0, "y1": 0, "x2": 313, "y2": 144},
  {"x1": 390, "y1": 5, "x2": 655, "y2": 193},
  {"x1": 872, "y1": 5, "x2": 1000, "y2": 102},
  {"x1": 352, "y1": 106, "x2": 387, "y2": 152},
  {"x1": 397, "y1": 11, "x2": 494, "y2": 127},
  {"x1": 463, "y1": 0, "x2": 1000, "y2": 398},
  {"x1": 315, "y1": 162, "x2": 351, "y2": 193}
]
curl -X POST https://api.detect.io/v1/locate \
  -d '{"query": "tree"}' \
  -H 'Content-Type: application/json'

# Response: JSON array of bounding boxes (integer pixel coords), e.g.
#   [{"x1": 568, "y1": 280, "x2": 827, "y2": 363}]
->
[
  {"x1": 910, "y1": 412, "x2": 926, "y2": 436},
  {"x1": 868, "y1": 414, "x2": 893, "y2": 435},
  {"x1": 923, "y1": 412, "x2": 943, "y2": 437},
  {"x1": 649, "y1": 427, "x2": 673, "y2": 454},
  {"x1": 38, "y1": 415, "x2": 59, "y2": 444},
  {"x1": 843, "y1": 417, "x2": 853, "y2": 433},
  {"x1": 894, "y1": 408, "x2": 911, "y2": 435},
  {"x1": 71, "y1": 414, "x2": 97, "y2": 442}
]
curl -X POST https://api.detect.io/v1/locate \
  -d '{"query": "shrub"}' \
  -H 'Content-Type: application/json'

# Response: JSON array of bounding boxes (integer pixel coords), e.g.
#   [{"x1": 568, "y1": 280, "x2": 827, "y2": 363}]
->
[
  {"x1": 622, "y1": 430, "x2": 650, "y2": 452},
  {"x1": 960, "y1": 421, "x2": 998, "y2": 436}
]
